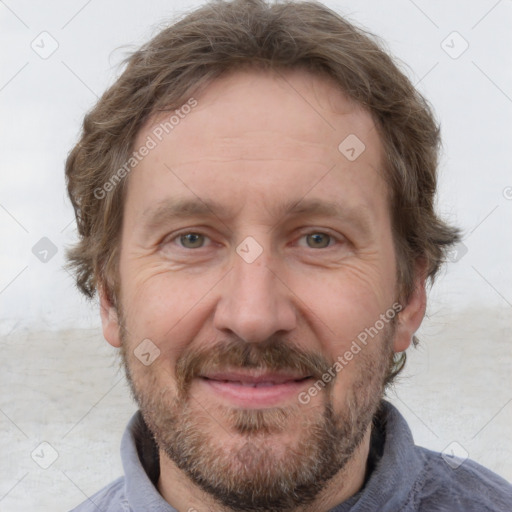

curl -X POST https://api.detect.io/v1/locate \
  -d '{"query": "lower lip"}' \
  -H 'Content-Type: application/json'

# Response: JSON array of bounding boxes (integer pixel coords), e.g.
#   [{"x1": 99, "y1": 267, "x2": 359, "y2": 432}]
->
[{"x1": 198, "y1": 377, "x2": 312, "y2": 408}]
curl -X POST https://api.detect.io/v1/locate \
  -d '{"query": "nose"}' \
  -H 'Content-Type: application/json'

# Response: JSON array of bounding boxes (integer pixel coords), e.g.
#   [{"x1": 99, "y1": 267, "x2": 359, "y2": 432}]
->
[{"x1": 213, "y1": 246, "x2": 297, "y2": 343}]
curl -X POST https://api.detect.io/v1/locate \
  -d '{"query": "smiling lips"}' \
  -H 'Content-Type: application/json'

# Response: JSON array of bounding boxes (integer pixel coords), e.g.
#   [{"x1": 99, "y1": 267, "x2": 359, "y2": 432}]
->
[
  {"x1": 199, "y1": 370, "x2": 313, "y2": 407},
  {"x1": 202, "y1": 370, "x2": 311, "y2": 384}
]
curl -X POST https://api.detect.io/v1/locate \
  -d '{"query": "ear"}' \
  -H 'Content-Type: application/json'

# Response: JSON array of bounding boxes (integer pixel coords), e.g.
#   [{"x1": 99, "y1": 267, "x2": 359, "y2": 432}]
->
[
  {"x1": 393, "y1": 260, "x2": 427, "y2": 353},
  {"x1": 98, "y1": 280, "x2": 122, "y2": 348}
]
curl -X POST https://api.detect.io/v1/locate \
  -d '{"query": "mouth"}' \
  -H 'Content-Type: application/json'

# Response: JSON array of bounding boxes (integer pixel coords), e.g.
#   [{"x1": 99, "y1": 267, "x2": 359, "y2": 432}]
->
[{"x1": 197, "y1": 370, "x2": 313, "y2": 407}]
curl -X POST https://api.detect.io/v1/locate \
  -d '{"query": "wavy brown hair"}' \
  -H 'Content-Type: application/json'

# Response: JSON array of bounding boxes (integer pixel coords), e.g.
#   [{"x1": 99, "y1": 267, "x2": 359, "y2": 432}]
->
[{"x1": 65, "y1": 0, "x2": 460, "y2": 384}]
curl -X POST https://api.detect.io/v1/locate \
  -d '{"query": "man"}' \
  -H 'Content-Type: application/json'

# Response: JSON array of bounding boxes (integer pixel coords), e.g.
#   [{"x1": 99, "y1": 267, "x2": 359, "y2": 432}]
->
[{"x1": 65, "y1": 0, "x2": 512, "y2": 510}]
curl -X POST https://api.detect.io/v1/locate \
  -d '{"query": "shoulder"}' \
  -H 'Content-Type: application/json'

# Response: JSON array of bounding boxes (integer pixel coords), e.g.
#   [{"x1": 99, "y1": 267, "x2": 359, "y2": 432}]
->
[
  {"x1": 408, "y1": 445, "x2": 512, "y2": 512},
  {"x1": 69, "y1": 476, "x2": 129, "y2": 512}
]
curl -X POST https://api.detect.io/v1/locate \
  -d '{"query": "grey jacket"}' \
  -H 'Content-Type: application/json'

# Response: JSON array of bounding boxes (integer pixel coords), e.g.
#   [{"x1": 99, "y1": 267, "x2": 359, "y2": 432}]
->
[{"x1": 70, "y1": 400, "x2": 512, "y2": 511}]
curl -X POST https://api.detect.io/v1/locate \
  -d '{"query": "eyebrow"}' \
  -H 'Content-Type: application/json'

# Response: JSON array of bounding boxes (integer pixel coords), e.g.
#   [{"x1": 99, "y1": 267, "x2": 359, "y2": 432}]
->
[{"x1": 140, "y1": 197, "x2": 372, "y2": 235}]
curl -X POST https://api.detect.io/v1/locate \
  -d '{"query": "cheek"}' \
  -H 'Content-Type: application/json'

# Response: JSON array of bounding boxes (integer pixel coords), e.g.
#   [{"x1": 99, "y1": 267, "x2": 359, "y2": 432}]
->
[
  {"x1": 119, "y1": 262, "x2": 219, "y2": 357},
  {"x1": 296, "y1": 262, "x2": 394, "y2": 341}
]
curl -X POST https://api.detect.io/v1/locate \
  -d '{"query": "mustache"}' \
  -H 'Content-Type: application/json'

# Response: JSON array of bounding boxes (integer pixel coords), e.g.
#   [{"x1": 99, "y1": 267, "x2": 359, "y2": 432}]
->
[{"x1": 175, "y1": 336, "x2": 333, "y2": 395}]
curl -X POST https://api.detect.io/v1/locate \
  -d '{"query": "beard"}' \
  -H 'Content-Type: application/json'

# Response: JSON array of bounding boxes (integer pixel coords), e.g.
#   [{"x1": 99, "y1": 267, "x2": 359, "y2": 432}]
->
[{"x1": 118, "y1": 317, "x2": 396, "y2": 512}]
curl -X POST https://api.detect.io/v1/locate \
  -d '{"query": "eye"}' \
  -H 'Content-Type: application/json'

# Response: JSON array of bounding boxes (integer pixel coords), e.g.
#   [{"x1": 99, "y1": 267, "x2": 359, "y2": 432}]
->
[
  {"x1": 164, "y1": 230, "x2": 341, "y2": 252},
  {"x1": 177, "y1": 232, "x2": 208, "y2": 249},
  {"x1": 302, "y1": 232, "x2": 336, "y2": 249}
]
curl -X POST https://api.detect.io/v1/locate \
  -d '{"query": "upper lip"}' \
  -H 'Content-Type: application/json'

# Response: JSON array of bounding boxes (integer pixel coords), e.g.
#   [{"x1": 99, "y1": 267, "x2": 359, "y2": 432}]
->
[{"x1": 200, "y1": 370, "x2": 311, "y2": 384}]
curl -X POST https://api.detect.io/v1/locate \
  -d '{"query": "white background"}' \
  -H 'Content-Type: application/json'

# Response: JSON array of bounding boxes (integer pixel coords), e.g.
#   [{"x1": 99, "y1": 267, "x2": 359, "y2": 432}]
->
[{"x1": 0, "y1": 0, "x2": 511, "y2": 510}]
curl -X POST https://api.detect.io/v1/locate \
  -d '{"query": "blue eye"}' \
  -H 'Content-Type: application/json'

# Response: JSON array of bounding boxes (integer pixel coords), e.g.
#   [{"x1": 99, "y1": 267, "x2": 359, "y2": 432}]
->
[
  {"x1": 166, "y1": 230, "x2": 339, "y2": 252},
  {"x1": 178, "y1": 233, "x2": 206, "y2": 248},
  {"x1": 305, "y1": 232, "x2": 333, "y2": 248}
]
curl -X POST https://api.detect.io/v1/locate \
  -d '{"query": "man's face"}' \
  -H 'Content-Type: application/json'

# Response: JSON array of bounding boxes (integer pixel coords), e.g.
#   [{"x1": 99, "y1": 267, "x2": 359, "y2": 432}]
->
[{"x1": 101, "y1": 69, "x2": 423, "y2": 511}]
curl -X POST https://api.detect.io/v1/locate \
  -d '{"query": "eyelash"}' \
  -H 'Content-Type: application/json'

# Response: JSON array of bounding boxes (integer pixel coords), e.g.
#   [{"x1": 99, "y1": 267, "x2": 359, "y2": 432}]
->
[{"x1": 162, "y1": 229, "x2": 344, "y2": 251}]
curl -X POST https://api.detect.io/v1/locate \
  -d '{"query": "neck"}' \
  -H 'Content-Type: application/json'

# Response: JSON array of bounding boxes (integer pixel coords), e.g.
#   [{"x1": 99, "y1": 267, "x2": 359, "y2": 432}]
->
[{"x1": 157, "y1": 424, "x2": 372, "y2": 512}]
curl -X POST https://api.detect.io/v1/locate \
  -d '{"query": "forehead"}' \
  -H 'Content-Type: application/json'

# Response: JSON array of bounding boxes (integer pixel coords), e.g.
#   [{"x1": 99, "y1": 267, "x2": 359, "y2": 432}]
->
[
  {"x1": 126, "y1": 68, "x2": 387, "y2": 225},
  {"x1": 141, "y1": 68, "x2": 380, "y2": 162}
]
